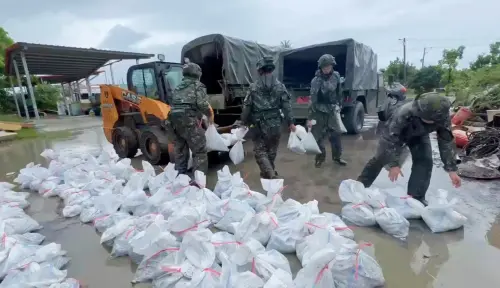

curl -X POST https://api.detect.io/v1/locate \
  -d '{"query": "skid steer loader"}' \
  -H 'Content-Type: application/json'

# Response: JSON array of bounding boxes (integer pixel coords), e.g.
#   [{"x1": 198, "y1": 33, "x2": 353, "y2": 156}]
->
[{"x1": 100, "y1": 58, "x2": 233, "y2": 165}]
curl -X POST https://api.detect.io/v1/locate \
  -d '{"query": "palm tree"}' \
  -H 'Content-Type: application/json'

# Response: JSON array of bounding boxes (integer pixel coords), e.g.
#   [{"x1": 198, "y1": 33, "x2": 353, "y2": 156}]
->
[{"x1": 280, "y1": 40, "x2": 292, "y2": 49}]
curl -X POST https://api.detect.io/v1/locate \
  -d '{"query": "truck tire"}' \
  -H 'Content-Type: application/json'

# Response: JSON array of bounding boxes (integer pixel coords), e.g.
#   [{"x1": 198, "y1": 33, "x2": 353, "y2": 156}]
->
[
  {"x1": 112, "y1": 127, "x2": 139, "y2": 158},
  {"x1": 343, "y1": 101, "x2": 365, "y2": 134},
  {"x1": 140, "y1": 127, "x2": 170, "y2": 165}
]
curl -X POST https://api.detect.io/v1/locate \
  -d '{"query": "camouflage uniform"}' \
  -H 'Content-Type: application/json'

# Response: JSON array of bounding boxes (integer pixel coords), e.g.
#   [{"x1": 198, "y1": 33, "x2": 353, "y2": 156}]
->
[
  {"x1": 357, "y1": 92, "x2": 457, "y2": 201},
  {"x1": 240, "y1": 57, "x2": 294, "y2": 179},
  {"x1": 309, "y1": 54, "x2": 346, "y2": 167},
  {"x1": 168, "y1": 63, "x2": 211, "y2": 174}
]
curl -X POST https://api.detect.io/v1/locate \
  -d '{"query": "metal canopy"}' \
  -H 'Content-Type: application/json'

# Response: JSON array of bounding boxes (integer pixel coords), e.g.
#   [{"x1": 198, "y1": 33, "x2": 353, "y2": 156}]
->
[{"x1": 4, "y1": 42, "x2": 154, "y2": 83}]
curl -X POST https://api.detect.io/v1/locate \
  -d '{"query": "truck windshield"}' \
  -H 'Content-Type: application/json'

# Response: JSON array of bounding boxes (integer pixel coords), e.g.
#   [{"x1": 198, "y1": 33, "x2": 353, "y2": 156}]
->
[{"x1": 164, "y1": 66, "x2": 183, "y2": 90}]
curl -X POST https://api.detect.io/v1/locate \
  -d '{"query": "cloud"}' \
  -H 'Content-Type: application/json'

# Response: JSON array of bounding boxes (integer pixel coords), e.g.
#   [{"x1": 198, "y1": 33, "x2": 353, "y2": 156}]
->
[{"x1": 1, "y1": 0, "x2": 499, "y2": 83}]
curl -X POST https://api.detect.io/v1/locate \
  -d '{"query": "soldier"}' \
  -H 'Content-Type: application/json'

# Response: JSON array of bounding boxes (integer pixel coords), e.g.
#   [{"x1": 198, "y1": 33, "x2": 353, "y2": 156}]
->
[
  {"x1": 168, "y1": 62, "x2": 213, "y2": 175},
  {"x1": 237, "y1": 57, "x2": 296, "y2": 179},
  {"x1": 307, "y1": 54, "x2": 347, "y2": 168},
  {"x1": 357, "y1": 92, "x2": 462, "y2": 204}
]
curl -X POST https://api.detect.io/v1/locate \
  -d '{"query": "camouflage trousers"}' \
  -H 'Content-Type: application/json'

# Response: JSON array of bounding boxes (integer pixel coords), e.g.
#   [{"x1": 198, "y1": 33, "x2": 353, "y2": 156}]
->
[
  {"x1": 251, "y1": 128, "x2": 281, "y2": 179},
  {"x1": 310, "y1": 111, "x2": 343, "y2": 162},
  {"x1": 357, "y1": 135, "x2": 433, "y2": 199},
  {"x1": 170, "y1": 117, "x2": 208, "y2": 174}
]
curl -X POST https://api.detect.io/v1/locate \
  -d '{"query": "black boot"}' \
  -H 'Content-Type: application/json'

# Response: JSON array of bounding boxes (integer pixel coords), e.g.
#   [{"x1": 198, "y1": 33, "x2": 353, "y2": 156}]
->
[
  {"x1": 412, "y1": 196, "x2": 428, "y2": 206},
  {"x1": 333, "y1": 158, "x2": 347, "y2": 166},
  {"x1": 315, "y1": 160, "x2": 323, "y2": 168}
]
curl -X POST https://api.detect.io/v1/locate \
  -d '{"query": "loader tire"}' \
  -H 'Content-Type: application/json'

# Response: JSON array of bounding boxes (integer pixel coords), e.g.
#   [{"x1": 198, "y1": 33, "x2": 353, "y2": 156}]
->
[
  {"x1": 140, "y1": 127, "x2": 171, "y2": 165},
  {"x1": 112, "y1": 126, "x2": 139, "y2": 159},
  {"x1": 343, "y1": 101, "x2": 365, "y2": 134}
]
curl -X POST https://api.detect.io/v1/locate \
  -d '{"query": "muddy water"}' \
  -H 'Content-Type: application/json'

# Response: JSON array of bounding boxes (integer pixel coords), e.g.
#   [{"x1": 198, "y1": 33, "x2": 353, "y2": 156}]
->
[{"x1": 1, "y1": 120, "x2": 500, "y2": 287}]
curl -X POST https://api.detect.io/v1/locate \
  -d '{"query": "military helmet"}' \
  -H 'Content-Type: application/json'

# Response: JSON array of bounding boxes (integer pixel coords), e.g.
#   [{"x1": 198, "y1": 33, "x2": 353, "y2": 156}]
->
[
  {"x1": 256, "y1": 56, "x2": 275, "y2": 72},
  {"x1": 413, "y1": 92, "x2": 451, "y2": 122},
  {"x1": 182, "y1": 62, "x2": 202, "y2": 78},
  {"x1": 318, "y1": 54, "x2": 336, "y2": 68},
  {"x1": 387, "y1": 83, "x2": 407, "y2": 101}
]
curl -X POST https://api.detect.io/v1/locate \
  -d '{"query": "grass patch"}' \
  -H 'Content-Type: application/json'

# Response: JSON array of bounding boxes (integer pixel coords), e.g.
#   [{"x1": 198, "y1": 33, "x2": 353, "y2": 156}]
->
[
  {"x1": 14, "y1": 128, "x2": 72, "y2": 140},
  {"x1": 0, "y1": 114, "x2": 24, "y2": 123}
]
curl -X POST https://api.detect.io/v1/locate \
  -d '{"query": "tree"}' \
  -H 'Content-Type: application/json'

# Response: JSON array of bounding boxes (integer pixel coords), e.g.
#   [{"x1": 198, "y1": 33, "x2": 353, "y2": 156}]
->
[
  {"x1": 280, "y1": 40, "x2": 292, "y2": 49},
  {"x1": 383, "y1": 57, "x2": 417, "y2": 85},
  {"x1": 0, "y1": 27, "x2": 14, "y2": 77},
  {"x1": 34, "y1": 83, "x2": 60, "y2": 110},
  {"x1": 438, "y1": 45, "x2": 465, "y2": 89},
  {"x1": 408, "y1": 65, "x2": 443, "y2": 95},
  {"x1": 470, "y1": 42, "x2": 500, "y2": 70}
]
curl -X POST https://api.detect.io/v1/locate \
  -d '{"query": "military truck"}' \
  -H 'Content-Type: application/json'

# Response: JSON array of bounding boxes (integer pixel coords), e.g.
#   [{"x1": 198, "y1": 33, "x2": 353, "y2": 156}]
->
[
  {"x1": 277, "y1": 38, "x2": 385, "y2": 134},
  {"x1": 180, "y1": 34, "x2": 281, "y2": 126}
]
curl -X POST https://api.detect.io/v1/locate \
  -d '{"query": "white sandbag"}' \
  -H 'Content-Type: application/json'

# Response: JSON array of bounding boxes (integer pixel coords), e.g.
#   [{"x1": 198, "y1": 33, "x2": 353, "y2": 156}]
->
[
  {"x1": 229, "y1": 141, "x2": 245, "y2": 165},
  {"x1": 374, "y1": 207, "x2": 409, "y2": 239},
  {"x1": 363, "y1": 187, "x2": 387, "y2": 209},
  {"x1": 422, "y1": 189, "x2": 467, "y2": 233},
  {"x1": 255, "y1": 178, "x2": 285, "y2": 213},
  {"x1": 341, "y1": 203, "x2": 376, "y2": 226},
  {"x1": 230, "y1": 238, "x2": 291, "y2": 282},
  {"x1": 167, "y1": 206, "x2": 210, "y2": 240},
  {"x1": 386, "y1": 195, "x2": 425, "y2": 219},
  {"x1": 0, "y1": 262, "x2": 68, "y2": 287},
  {"x1": 295, "y1": 228, "x2": 356, "y2": 267},
  {"x1": 301, "y1": 130, "x2": 321, "y2": 155},
  {"x1": 210, "y1": 199, "x2": 255, "y2": 234},
  {"x1": 179, "y1": 229, "x2": 216, "y2": 270},
  {"x1": 205, "y1": 124, "x2": 229, "y2": 152},
  {"x1": 306, "y1": 212, "x2": 355, "y2": 239},
  {"x1": 264, "y1": 268, "x2": 295, "y2": 288},
  {"x1": 287, "y1": 132, "x2": 305, "y2": 154},
  {"x1": 194, "y1": 170, "x2": 221, "y2": 206},
  {"x1": 235, "y1": 211, "x2": 279, "y2": 245},
  {"x1": 293, "y1": 248, "x2": 336, "y2": 287},
  {"x1": 213, "y1": 166, "x2": 233, "y2": 198},
  {"x1": 338, "y1": 179, "x2": 366, "y2": 204},
  {"x1": 62, "y1": 205, "x2": 82, "y2": 218},
  {"x1": 148, "y1": 163, "x2": 179, "y2": 194},
  {"x1": 335, "y1": 105, "x2": 347, "y2": 133},
  {"x1": 329, "y1": 242, "x2": 385, "y2": 288},
  {"x1": 211, "y1": 232, "x2": 242, "y2": 264},
  {"x1": 294, "y1": 125, "x2": 307, "y2": 140}
]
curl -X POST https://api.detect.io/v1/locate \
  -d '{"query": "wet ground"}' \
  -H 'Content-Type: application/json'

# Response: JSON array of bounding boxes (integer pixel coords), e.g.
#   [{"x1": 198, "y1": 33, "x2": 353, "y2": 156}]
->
[{"x1": 1, "y1": 116, "x2": 500, "y2": 287}]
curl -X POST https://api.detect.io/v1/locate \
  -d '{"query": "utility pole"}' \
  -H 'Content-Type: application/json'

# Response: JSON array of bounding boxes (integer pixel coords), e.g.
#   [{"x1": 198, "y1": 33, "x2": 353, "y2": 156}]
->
[
  {"x1": 421, "y1": 47, "x2": 430, "y2": 68},
  {"x1": 399, "y1": 38, "x2": 407, "y2": 84}
]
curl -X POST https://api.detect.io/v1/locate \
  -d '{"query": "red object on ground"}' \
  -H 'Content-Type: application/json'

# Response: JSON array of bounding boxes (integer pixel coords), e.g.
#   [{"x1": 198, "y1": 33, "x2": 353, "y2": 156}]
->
[
  {"x1": 296, "y1": 96, "x2": 310, "y2": 104},
  {"x1": 453, "y1": 129, "x2": 468, "y2": 148},
  {"x1": 451, "y1": 107, "x2": 472, "y2": 126}
]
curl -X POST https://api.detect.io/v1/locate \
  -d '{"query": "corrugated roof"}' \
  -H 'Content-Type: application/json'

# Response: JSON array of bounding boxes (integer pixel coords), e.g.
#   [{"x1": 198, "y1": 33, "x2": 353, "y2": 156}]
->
[{"x1": 4, "y1": 42, "x2": 154, "y2": 83}]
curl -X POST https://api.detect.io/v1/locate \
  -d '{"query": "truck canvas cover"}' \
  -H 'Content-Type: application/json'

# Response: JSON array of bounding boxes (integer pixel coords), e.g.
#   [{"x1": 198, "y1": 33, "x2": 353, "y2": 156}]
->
[
  {"x1": 277, "y1": 38, "x2": 378, "y2": 90},
  {"x1": 180, "y1": 34, "x2": 281, "y2": 85}
]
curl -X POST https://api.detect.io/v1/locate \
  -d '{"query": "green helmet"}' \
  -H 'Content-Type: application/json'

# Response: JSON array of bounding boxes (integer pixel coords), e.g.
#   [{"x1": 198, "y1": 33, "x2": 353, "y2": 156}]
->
[
  {"x1": 413, "y1": 92, "x2": 451, "y2": 122},
  {"x1": 256, "y1": 57, "x2": 275, "y2": 72},
  {"x1": 182, "y1": 63, "x2": 202, "y2": 78},
  {"x1": 318, "y1": 54, "x2": 336, "y2": 68}
]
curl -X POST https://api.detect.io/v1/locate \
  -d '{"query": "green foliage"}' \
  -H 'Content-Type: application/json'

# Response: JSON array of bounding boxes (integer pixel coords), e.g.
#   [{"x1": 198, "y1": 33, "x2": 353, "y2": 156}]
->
[
  {"x1": 470, "y1": 42, "x2": 500, "y2": 70},
  {"x1": 438, "y1": 45, "x2": 465, "y2": 89},
  {"x1": 408, "y1": 65, "x2": 443, "y2": 95},
  {"x1": 383, "y1": 57, "x2": 417, "y2": 84},
  {"x1": 0, "y1": 27, "x2": 14, "y2": 77},
  {"x1": 35, "y1": 83, "x2": 61, "y2": 110},
  {"x1": 0, "y1": 89, "x2": 17, "y2": 113}
]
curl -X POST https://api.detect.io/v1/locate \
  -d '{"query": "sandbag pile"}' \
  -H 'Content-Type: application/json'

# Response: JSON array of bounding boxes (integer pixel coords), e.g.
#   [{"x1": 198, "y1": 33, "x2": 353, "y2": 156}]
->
[
  {"x1": 339, "y1": 179, "x2": 467, "y2": 237},
  {"x1": 0, "y1": 182, "x2": 79, "y2": 287},
  {"x1": 206, "y1": 125, "x2": 249, "y2": 165},
  {"x1": 11, "y1": 144, "x2": 387, "y2": 287}
]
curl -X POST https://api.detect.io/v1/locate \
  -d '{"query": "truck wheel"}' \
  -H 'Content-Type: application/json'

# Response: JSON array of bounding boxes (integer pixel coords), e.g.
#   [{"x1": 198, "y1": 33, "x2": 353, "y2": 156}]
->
[
  {"x1": 112, "y1": 127, "x2": 139, "y2": 158},
  {"x1": 343, "y1": 101, "x2": 365, "y2": 134},
  {"x1": 140, "y1": 127, "x2": 170, "y2": 165}
]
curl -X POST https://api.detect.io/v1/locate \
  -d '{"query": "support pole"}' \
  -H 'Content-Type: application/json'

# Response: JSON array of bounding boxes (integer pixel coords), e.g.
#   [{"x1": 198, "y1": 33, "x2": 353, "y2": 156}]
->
[
  {"x1": 13, "y1": 60, "x2": 30, "y2": 120},
  {"x1": 75, "y1": 81, "x2": 82, "y2": 102},
  {"x1": 8, "y1": 77, "x2": 21, "y2": 117},
  {"x1": 109, "y1": 63, "x2": 115, "y2": 84},
  {"x1": 20, "y1": 52, "x2": 40, "y2": 119},
  {"x1": 85, "y1": 77, "x2": 92, "y2": 102}
]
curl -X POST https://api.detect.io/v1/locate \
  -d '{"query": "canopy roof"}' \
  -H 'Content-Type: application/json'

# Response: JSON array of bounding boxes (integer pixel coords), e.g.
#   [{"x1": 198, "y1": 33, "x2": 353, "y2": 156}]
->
[{"x1": 4, "y1": 42, "x2": 154, "y2": 83}]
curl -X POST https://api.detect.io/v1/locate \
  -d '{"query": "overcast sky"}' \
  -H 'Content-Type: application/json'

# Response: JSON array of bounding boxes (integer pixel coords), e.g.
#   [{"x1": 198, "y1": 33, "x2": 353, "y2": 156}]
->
[{"x1": 2, "y1": 0, "x2": 499, "y2": 84}]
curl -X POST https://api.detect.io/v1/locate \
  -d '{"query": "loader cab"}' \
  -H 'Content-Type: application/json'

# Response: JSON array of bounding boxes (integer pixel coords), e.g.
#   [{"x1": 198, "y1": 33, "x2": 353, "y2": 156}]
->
[{"x1": 126, "y1": 61, "x2": 183, "y2": 104}]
